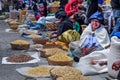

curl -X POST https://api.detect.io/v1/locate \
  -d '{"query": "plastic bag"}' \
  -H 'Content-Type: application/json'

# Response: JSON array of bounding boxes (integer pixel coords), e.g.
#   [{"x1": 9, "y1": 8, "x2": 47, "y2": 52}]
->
[
  {"x1": 75, "y1": 49, "x2": 109, "y2": 75},
  {"x1": 108, "y1": 36, "x2": 120, "y2": 78}
]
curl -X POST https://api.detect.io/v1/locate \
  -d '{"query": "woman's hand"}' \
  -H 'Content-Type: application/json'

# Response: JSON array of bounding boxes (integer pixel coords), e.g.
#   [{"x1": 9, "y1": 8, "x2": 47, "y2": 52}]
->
[
  {"x1": 86, "y1": 46, "x2": 97, "y2": 54},
  {"x1": 112, "y1": 60, "x2": 120, "y2": 71},
  {"x1": 81, "y1": 46, "x2": 97, "y2": 56},
  {"x1": 81, "y1": 47, "x2": 87, "y2": 56}
]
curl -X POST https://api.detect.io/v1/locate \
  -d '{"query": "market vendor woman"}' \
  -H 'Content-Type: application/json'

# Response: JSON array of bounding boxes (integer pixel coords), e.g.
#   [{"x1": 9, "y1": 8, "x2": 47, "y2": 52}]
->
[
  {"x1": 69, "y1": 11, "x2": 110, "y2": 61},
  {"x1": 50, "y1": 10, "x2": 80, "y2": 43},
  {"x1": 50, "y1": 10, "x2": 73, "y2": 38}
]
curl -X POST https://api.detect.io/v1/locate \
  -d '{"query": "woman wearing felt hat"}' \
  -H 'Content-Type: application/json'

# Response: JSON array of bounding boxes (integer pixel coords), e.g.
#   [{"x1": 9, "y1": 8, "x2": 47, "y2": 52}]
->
[{"x1": 69, "y1": 11, "x2": 110, "y2": 62}]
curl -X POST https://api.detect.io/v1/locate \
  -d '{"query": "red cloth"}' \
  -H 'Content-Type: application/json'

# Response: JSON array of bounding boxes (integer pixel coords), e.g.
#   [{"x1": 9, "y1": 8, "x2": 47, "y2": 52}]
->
[
  {"x1": 65, "y1": 0, "x2": 78, "y2": 16},
  {"x1": 35, "y1": 15, "x2": 39, "y2": 20}
]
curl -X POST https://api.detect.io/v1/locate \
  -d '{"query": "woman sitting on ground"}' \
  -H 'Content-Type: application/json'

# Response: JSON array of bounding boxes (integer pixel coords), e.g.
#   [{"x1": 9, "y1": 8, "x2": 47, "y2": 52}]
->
[
  {"x1": 50, "y1": 10, "x2": 73, "y2": 39},
  {"x1": 69, "y1": 11, "x2": 110, "y2": 62},
  {"x1": 50, "y1": 11, "x2": 80, "y2": 44}
]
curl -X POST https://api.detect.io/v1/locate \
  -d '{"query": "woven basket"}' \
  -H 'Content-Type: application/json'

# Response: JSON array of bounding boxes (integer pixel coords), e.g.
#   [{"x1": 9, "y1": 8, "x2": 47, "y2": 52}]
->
[
  {"x1": 9, "y1": 24, "x2": 18, "y2": 30},
  {"x1": 46, "y1": 22, "x2": 59, "y2": 31},
  {"x1": 48, "y1": 59, "x2": 73, "y2": 66},
  {"x1": 48, "y1": 6, "x2": 59, "y2": 13},
  {"x1": 10, "y1": 43, "x2": 30, "y2": 50},
  {"x1": 33, "y1": 38, "x2": 49, "y2": 45}
]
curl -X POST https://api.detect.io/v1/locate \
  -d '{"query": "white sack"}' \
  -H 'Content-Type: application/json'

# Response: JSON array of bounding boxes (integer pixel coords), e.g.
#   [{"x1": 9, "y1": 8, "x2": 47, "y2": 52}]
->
[
  {"x1": 108, "y1": 36, "x2": 120, "y2": 78},
  {"x1": 75, "y1": 49, "x2": 109, "y2": 75}
]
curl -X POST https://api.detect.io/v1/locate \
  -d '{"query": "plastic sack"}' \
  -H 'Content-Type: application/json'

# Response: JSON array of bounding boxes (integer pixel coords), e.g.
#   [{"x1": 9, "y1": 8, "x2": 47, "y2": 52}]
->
[
  {"x1": 75, "y1": 49, "x2": 109, "y2": 75},
  {"x1": 108, "y1": 36, "x2": 120, "y2": 78},
  {"x1": 37, "y1": 17, "x2": 46, "y2": 25},
  {"x1": 26, "y1": 21, "x2": 41, "y2": 29}
]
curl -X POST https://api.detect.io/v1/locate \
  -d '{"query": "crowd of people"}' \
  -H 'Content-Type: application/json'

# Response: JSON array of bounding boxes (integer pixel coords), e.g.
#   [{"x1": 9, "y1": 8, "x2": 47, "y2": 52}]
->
[{"x1": 53, "y1": 0, "x2": 120, "y2": 79}]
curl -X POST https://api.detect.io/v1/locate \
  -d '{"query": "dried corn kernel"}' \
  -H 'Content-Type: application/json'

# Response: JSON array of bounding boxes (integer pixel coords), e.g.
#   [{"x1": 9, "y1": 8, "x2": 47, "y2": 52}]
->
[
  {"x1": 44, "y1": 48, "x2": 67, "y2": 57},
  {"x1": 25, "y1": 66, "x2": 52, "y2": 76},
  {"x1": 51, "y1": 66, "x2": 88, "y2": 80},
  {"x1": 48, "y1": 53, "x2": 73, "y2": 61},
  {"x1": 28, "y1": 34, "x2": 40, "y2": 38},
  {"x1": 11, "y1": 40, "x2": 30, "y2": 45}
]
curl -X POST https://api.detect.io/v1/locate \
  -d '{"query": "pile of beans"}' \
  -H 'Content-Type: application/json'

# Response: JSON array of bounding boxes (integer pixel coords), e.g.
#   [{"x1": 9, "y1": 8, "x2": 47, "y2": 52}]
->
[{"x1": 7, "y1": 54, "x2": 34, "y2": 62}]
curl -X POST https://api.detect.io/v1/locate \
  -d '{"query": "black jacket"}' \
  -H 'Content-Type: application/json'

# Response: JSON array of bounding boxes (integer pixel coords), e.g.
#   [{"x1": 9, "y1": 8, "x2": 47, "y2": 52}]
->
[
  {"x1": 111, "y1": 0, "x2": 120, "y2": 9},
  {"x1": 57, "y1": 18, "x2": 73, "y2": 36},
  {"x1": 86, "y1": 0, "x2": 98, "y2": 21}
]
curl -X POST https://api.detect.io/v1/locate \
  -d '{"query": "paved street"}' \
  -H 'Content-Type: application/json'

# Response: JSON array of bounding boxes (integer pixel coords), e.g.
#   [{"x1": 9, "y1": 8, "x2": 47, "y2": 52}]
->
[{"x1": 0, "y1": 20, "x2": 113, "y2": 80}]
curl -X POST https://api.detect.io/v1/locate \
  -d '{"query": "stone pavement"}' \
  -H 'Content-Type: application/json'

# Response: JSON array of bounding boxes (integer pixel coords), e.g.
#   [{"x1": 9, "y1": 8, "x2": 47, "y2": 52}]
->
[{"x1": 0, "y1": 21, "x2": 114, "y2": 80}]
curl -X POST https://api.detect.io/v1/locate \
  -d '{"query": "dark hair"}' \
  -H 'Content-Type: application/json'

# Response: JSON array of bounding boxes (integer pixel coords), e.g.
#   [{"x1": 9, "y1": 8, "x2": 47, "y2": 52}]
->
[
  {"x1": 55, "y1": 9, "x2": 66, "y2": 19},
  {"x1": 71, "y1": 2, "x2": 77, "y2": 6},
  {"x1": 74, "y1": 13, "x2": 79, "y2": 19},
  {"x1": 22, "y1": 3, "x2": 26, "y2": 9}
]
